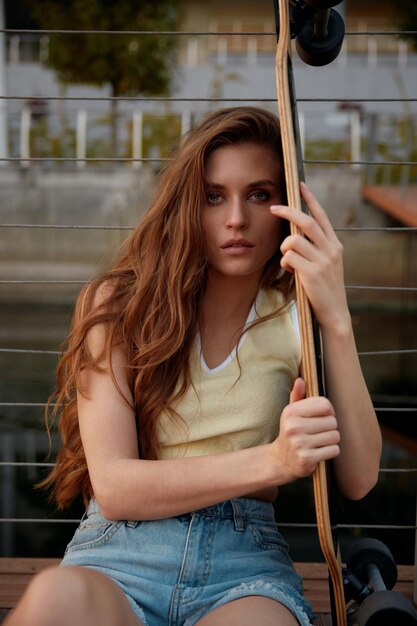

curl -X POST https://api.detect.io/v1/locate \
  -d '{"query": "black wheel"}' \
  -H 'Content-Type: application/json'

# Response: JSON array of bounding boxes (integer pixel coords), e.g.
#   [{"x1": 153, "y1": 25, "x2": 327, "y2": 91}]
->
[
  {"x1": 295, "y1": 8, "x2": 345, "y2": 66},
  {"x1": 354, "y1": 590, "x2": 417, "y2": 626},
  {"x1": 303, "y1": 0, "x2": 344, "y2": 7},
  {"x1": 345, "y1": 538, "x2": 397, "y2": 591}
]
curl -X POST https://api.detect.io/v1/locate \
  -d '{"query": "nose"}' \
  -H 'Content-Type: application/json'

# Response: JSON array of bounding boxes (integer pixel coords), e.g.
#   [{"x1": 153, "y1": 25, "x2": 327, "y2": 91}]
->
[{"x1": 225, "y1": 195, "x2": 249, "y2": 230}]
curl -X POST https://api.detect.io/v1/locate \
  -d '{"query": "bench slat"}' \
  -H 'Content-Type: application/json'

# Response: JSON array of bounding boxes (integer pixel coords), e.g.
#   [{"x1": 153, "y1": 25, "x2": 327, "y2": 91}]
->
[{"x1": 0, "y1": 558, "x2": 414, "y2": 615}]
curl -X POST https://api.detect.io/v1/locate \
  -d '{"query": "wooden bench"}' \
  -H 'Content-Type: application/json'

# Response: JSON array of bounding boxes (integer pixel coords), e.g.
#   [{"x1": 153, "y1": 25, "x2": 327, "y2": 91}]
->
[
  {"x1": 0, "y1": 558, "x2": 415, "y2": 625},
  {"x1": 362, "y1": 184, "x2": 417, "y2": 227}
]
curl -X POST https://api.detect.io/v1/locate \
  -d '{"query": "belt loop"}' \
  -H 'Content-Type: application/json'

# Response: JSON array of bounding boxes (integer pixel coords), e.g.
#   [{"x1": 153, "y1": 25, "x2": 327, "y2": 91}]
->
[
  {"x1": 230, "y1": 499, "x2": 245, "y2": 532},
  {"x1": 86, "y1": 497, "x2": 99, "y2": 516},
  {"x1": 126, "y1": 520, "x2": 140, "y2": 528}
]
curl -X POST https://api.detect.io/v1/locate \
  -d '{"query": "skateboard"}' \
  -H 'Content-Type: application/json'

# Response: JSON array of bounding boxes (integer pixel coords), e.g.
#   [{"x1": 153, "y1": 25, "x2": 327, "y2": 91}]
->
[
  {"x1": 273, "y1": 3, "x2": 417, "y2": 625},
  {"x1": 273, "y1": 1, "x2": 347, "y2": 624}
]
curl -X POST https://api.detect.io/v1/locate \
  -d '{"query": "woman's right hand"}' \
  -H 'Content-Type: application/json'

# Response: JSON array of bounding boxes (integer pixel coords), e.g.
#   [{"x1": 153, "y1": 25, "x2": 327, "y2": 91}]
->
[{"x1": 271, "y1": 378, "x2": 341, "y2": 483}]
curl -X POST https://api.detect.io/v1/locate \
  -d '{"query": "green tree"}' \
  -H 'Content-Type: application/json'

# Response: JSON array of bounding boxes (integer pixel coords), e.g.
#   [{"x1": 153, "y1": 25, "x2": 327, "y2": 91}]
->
[{"x1": 24, "y1": 0, "x2": 181, "y2": 156}]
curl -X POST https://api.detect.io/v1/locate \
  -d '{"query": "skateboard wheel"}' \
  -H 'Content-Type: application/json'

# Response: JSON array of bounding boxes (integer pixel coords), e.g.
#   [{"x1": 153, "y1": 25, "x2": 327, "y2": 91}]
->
[
  {"x1": 354, "y1": 590, "x2": 417, "y2": 626},
  {"x1": 345, "y1": 538, "x2": 397, "y2": 591},
  {"x1": 302, "y1": 0, "x2": 343, "y2": 7},
  {"x1": 295, "y1": 8, "x2": 345, "y2": 66}
]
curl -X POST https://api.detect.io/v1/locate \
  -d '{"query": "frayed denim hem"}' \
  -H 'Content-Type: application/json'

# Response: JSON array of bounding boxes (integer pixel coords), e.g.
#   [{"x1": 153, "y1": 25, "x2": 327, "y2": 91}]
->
[{"x1": 184, "y1": 579, "x2": 315, "y2": 626}]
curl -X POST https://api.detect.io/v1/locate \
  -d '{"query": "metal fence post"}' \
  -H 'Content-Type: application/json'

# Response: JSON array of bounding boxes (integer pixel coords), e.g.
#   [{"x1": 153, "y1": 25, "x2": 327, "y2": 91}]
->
[
  {"x1": 132, "y1": 110, "x2": 143, "y2": 169},
  {"x1": 247, "y1": 37, "x2": 257, "y2": 67},
  {"x1": 181, "y1": 110, "x2": 192, "y2": 137},
  {"x1": 367, "y1": 38, "x2": 378, "y2": 70},
  {"x1": 76, "y1": 109, "x2": 87, "y2": 169},
  {"x1": 365, "y1": 113, "x2": 377, "y2": 185},
  {"x1": 350, "y1": 111, "x2": 361, "y2": 172},
  {"x1": 20, "y1": 106, "x2": 31, "y2": 167},
  {"x1": 217, "y1": 37, "x2": 227, "y2": 64}
]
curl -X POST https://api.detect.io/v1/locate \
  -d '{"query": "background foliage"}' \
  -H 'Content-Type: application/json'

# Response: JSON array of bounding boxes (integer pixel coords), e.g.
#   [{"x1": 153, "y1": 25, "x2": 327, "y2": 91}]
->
[{"x1": 23, "y1": 0, "x2": 182, "y2": 153}]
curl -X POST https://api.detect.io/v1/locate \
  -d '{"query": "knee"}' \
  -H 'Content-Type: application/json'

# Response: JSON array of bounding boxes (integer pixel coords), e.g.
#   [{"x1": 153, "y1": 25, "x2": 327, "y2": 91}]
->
[
  {"x1": 28, "y1": 565, "x2": 92, "y2": 606},
  {"x1": 8, "y1": 566, "x2": 94, "y2": 626}
]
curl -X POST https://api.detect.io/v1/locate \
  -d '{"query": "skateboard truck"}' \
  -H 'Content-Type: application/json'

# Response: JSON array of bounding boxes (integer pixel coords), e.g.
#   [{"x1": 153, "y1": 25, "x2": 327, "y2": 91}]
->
[
  {"x1": 282, "y1": 0, "x2": 345, "y2": 66},
  {"x1": 342, "y1": 538, "x2": 417, "y2": 625}
]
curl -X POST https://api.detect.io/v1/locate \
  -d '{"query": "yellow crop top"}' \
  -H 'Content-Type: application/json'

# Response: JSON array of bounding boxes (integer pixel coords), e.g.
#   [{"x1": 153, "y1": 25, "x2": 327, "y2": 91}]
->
[{"x1": 156, "y1": 288, "x2": 301, "y2": 460}]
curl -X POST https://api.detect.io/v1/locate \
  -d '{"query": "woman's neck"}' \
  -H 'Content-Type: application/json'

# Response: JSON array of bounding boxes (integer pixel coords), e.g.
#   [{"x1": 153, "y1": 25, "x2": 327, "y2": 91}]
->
[
  {"x1": 198, "y1": 272, "x2": 262, "y2": 369},
  {"x1": 201, "y1": 271, "x2": 261, "y2": 326}
]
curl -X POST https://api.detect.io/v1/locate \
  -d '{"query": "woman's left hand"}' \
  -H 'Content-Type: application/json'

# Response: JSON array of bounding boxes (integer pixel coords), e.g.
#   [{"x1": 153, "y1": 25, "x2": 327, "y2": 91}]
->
[{"x1": 271, "y1": 182, "x2": 350, "y2": 332}]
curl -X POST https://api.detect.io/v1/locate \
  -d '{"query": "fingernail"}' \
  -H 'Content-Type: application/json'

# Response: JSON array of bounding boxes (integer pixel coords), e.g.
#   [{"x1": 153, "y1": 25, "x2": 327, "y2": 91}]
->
[
  {"x1": 300, "y1": 181, "x2": 307, "y2": 189},
  {"x1": 271, "y1": 205, "x2": 284, "y2": 212}
]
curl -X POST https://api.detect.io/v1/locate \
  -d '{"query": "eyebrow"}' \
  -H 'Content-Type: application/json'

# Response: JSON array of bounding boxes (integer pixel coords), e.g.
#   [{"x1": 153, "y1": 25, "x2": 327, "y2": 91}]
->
[
  {"x1": 248, "y1": 179, "x2": 279, "y2": 188},
  {"x1": 205, "y1": 179, "x2": 279, "y2": 189}
]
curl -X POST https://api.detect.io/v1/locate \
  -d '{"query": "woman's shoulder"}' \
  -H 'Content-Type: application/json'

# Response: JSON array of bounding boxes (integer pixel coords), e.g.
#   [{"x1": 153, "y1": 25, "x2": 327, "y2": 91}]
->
[
  {"x1": 74, "y1": 278, "x2": 121, "y2": 346},
  {"x1": 78, "y1": 278, "x2": 118, "y2": 318}
]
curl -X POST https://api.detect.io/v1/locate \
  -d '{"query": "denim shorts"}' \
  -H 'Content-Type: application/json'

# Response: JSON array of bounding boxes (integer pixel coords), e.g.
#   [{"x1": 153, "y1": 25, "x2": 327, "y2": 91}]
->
[{"x1": 61, "y1": 497, "x2": 314, "y2": 626}]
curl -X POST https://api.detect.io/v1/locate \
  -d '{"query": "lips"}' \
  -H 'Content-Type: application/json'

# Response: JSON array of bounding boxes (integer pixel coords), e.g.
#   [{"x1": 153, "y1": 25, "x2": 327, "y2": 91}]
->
[{"x1": 221, "y1": 239, "x2": 254, "y2": 249}]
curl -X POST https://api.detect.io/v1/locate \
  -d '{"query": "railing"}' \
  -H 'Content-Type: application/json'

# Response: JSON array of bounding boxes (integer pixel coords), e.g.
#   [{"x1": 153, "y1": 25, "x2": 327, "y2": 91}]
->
[
  {"x1": 2, "y1": 104, "x2": 417, "y2": 189},
  {"x1": 0, "y1": 22, "x2": 416, "y2": 610},
  {"x1": 4, "y1": 29, "x2": 416, "y2": 69}
]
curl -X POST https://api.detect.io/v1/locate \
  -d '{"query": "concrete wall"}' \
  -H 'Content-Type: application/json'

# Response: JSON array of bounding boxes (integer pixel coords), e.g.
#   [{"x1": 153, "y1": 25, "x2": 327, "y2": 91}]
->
[
  {"x1": 0, "y1": 167, "x2": 155, "y2": 302},
  {"x1": 0, "y1": 165, "x2": 415, "y2": 305}
]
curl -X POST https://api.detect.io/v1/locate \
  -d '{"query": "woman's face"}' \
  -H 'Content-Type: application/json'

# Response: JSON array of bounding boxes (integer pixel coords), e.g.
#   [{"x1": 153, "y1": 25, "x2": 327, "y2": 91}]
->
[{"x1": 203, "y1": 142, "x2": 284, "y2": 283}]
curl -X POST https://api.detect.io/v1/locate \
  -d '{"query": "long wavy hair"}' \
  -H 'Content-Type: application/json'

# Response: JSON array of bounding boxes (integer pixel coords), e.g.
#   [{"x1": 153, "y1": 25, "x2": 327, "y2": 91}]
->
[{"x1": 40, "y1": 106, "x2": 294, "y2": 509}]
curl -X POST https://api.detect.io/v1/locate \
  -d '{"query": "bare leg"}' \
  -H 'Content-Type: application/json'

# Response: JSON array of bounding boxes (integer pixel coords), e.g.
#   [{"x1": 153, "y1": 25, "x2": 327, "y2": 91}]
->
[
  {"x1": 195, "y1": 595, "x2": 302, "y2": 626},
  {"x1": 4, "y1": 566, "x2": 142, "y2": 626}
]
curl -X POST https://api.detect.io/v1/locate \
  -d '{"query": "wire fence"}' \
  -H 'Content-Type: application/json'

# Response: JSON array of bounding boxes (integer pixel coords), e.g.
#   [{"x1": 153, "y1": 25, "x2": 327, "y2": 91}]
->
[{"x1": 0, "y1": 20, "x2": 416, "y2": 579}]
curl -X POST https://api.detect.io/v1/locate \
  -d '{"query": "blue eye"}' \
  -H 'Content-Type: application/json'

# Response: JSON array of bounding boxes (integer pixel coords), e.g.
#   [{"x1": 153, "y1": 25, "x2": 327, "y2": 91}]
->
[
  {"x1": 207, "y1": 192, "x2": 222, "y2": 204},
  {"x1": 250, "y1": 190, "x2": 269, "y2": 201}
]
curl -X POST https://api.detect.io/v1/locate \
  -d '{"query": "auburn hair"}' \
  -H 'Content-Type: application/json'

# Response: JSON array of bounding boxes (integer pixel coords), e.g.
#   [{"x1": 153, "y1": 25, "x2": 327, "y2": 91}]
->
[{"x1": 40, "y1": 106, "x2": 293, "y2": 509}]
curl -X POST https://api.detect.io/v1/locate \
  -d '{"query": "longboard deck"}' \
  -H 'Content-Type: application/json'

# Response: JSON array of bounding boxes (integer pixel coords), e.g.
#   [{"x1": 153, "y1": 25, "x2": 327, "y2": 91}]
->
[{"x1": 273, "y1": 1, "x2": 347, "y2": 624}]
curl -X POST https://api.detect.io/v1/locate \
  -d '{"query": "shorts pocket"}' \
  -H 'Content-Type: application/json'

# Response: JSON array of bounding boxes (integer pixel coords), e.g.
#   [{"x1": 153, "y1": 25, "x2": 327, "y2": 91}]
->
[
  {"x1": 64, "y1": 511, "x2": 123, "y2": 554},
  {"x1": 247, "y1": 521, "x2": 290, "y2": 553}
]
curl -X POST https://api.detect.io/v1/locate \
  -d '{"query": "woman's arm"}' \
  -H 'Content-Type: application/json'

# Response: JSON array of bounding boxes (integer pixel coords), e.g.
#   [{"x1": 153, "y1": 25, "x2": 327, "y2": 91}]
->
[
  {"x1": 320, "y1": 322, "x2": 381, "y2": 499},
  {"x1": 272, "y1": 182, "x2": 382, "y2": 500}
]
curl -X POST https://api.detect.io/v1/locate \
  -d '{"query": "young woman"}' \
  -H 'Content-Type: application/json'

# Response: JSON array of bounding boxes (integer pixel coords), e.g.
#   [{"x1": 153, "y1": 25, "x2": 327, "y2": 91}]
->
[{"x1": 6, "y1": 107, "x2": 381, "y2": 626}]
